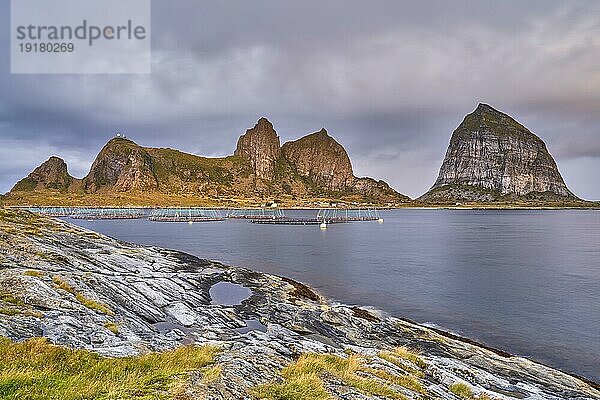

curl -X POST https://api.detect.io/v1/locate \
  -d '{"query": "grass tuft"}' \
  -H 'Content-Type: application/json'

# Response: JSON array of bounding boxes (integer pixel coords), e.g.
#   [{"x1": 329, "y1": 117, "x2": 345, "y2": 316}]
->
[
  {"x1": 52, "y1": 275, "x2": 76, "y2": 295},
  {"x1": 390, "y1": 347, "x2": 426, "y2": 369},
  {"x1": 0, "y1": 293, "x2": 23, "y2": 306},
  {"x1": 379, "y1": 347, "x2": 426, "y2": 377},
  {"x1": 0, "y1": 337, "x2": 220, "y2": 400},
  {"x1": 450, "y1": 382, "x2": 474, "y2": 399},
  {"x1": 103, "y1": 322, "x2": 119, "y2": 334},
  {"x1": 52, "y1": 276, "x2": 114, "y2": 315},
  {"x1": 0, "y1": 307, "x2": 20, "y2": 316},
  {"x1": 23, "y1": 270, "x2": 45, "y2": 278},
  {"x1": 201, "y1": 365, "x2": 222, "y2": 383}
]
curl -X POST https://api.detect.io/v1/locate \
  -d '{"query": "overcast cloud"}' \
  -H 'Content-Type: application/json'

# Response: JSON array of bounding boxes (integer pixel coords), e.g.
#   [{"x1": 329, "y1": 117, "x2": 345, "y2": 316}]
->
[{"x1": 1, "y1": 0, "x2": 599, "y2": 199}]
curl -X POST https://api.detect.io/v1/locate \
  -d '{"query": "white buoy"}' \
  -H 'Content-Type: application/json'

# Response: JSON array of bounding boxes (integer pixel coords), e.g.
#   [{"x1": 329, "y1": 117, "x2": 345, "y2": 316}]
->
[
  {"x1": 188, "y1": 221, "x2": 194, "y2": 225},
  {"x1": 319, "y1": 222, "x2": 327, "y2": 229},
  {"x1": 377, "y1": 218, "x2": 384, "y2": 224}
]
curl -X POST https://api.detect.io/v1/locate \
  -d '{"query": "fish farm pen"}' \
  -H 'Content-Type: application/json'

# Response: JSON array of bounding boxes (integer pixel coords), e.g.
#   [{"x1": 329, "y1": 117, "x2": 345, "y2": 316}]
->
[
  {"x1": 21, "y1": 207, "x2": 382, "y2": 226},
  {"x1": 317, "y1": 208, "x2": 381, "y2": 221},
  {"x1": 148, "y1": 208, "x2": 224, "y2": 222},
  {"x1": 227, "y1": 208, "x2": 285, "y2": 219},
  {"x1": 70, "y1": 208, "x2": 146, "y2": 220},
  {"x1": 24, "y1": 207, "x2": 78, "y2": 217},
  {"x1": 252, "y1": 208, "x2": 382, "y2": 225}
]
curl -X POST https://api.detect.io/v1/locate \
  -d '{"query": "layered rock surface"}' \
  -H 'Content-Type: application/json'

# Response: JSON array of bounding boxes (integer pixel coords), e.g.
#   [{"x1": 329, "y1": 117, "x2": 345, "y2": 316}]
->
[
  {"x1": 421, "y1": 104, "x2": 576, "y2": 202},
  {"x1": 0, "y1": 210, "x2": 598, "y2": 399}
]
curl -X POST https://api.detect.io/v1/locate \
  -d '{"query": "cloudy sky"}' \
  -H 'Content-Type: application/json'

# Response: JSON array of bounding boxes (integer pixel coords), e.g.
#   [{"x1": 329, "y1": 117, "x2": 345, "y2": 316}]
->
[{"x1": 1, "y1": 0, "x2": 599, "y2": 199}]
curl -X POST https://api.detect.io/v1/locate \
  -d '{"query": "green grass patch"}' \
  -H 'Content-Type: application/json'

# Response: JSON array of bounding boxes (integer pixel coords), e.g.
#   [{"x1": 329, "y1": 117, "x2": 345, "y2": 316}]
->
[
  {"x1": 450, "y1": 382, "x2": 474, "y2": 399},
  {"x1": 379, "y1": 347, "x2": 426, "y2": 376},
  {"x1": 251, "y1": 351, "x2": 426, "y2": 400},
  {"x1": 0, "y1": 337, "x2": 220, "y2": 400},
  {"x1": 201, "y1": 365, "x2": 222, "y2": 383},
  {"x1": 103, "y1": 322, "x2": 119, "y2": 334},
  {"x1": 52, "y1": 276, "x2": 76, "y2": 295},
  {"x1": 0, "y1": 293, "x2": 23, "y2": 306},
  {"x1": 0, "y1": 290, "x2": 43, "y2": 318},
  {"x1": 23, "y1": 270, "x2": 45, "y2": 278},
  {"x1": 0, "y1": 307, "x2": 20, "y2": 316}
]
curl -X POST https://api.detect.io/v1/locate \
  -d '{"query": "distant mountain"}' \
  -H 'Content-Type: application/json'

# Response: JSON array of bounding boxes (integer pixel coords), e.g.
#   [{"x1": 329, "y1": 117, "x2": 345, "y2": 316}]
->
[
  {"x1": 12, "y1": 156, "x2": 75, "y2": 192},
  {"x1": 8, "y1": 119, "x2": 410, "y2": 206},
  {"x1": 420, "y1": 104, "x2": 580, "y2": 204}
]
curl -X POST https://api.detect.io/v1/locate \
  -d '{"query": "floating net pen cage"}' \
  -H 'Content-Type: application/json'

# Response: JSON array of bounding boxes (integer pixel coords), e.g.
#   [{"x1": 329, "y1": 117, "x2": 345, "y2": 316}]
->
[
  {"x1": 148, "y1": 208, "x2": 224, "y2": 222},
  {"x1": 70, "y1": 208, "x2": 145, "y2": 220},
  {"x1": 25, "y1": 207, "x2": 77, "y2": 217},
  {"x1": 226, "y1": 208, "x2": 285, "y2": 219},
  {"x1": 316, "y1": 208, "x2": 380, "y2": 221}
]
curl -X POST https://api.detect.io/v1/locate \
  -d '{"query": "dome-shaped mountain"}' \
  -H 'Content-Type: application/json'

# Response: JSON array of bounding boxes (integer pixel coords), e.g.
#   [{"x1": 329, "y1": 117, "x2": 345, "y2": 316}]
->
[
  {"x1": 421, "y1": 104, "x2": 576, "y2": 202},
  {"x1": 281, "y1": 128, "x2": 355, "y2": 192},
  {"x1": 82, "y1": 138, "x2": 158, "y2": 192}
]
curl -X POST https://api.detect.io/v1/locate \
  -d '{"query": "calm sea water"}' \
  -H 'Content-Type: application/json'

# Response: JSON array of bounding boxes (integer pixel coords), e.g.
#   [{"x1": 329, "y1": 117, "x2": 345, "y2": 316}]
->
[{"x1": 67, "y1": 210, "x2": 600, "y2": 382}]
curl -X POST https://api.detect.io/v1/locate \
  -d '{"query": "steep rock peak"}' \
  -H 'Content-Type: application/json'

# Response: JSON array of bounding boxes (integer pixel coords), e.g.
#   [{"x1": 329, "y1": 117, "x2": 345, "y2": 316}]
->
[
  {"x1": 234, "y1": 117, "x2": 281, "y2": 180},
  {"x1": 11, "y1": 156, "x2": 73, "y2": 192},
  {"x1": 256, "y1": 117, "x2": 273, "y2": 128},
  {"x1": 475, "y1": 103, "x2": 496, "y2": 113},
  {"x1": 429, "y1": 103, "x2": 575, "y2": 198}
]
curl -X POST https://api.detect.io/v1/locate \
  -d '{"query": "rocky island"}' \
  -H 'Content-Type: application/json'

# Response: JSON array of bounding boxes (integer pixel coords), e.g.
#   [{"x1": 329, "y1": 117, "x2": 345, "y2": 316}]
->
[
  {"x1": 0, "y1": 208, "x2": 598, "y2": 399},
  {"x1": 5, "y1": 118, "x2": 408, "y2": 208},
  {"x1": 419, "y1": 104, "x2": 588, "y2": 207}
]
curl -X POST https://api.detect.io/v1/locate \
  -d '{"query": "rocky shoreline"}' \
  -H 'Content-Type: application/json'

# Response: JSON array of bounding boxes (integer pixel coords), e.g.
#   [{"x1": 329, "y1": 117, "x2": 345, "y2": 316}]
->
[{"x1": 0, "y1": 209, "x2": 598, "y2": 399}]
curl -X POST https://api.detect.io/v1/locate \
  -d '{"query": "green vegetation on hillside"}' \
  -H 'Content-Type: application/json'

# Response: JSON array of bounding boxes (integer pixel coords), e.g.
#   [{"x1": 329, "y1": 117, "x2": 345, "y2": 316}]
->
[
  {"x1": 148, "y1": 147, "x2": 252, "y2": 188},
  {"x1": 459, "y1": 104, "x2": 531, "y2": 139},
  {"x1": 10, "y1": 177, "x2": 38, "y2": 192}
]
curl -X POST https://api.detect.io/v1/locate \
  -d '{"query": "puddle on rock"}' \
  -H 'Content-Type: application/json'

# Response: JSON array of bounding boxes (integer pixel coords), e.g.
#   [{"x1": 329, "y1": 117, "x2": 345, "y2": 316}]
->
[
  {"x1": 153, "y1": 321, "x2": 200, "y2": 345},
  {"x1": 235, "y1": 318, "x2": 267, "y2": 334},
  {"x1": 209, "y1": 282, "x2": 252, "y2": 306}
]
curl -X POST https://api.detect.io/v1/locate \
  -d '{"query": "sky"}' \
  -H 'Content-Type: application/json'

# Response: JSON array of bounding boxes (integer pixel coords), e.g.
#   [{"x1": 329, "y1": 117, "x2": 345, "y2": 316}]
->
[{"x1": 1, "y1": 0, "x2": 599, "y2": 200}]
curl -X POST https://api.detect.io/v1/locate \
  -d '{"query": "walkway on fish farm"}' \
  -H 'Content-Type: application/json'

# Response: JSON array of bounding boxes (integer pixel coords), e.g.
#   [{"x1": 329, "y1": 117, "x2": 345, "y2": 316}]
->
[
  {"x1": 251, "y1": 218, "x2": 347, "y2": 225},
  {"x1": 227, "y1": 208, "x2": 285, "y2": 219}
]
